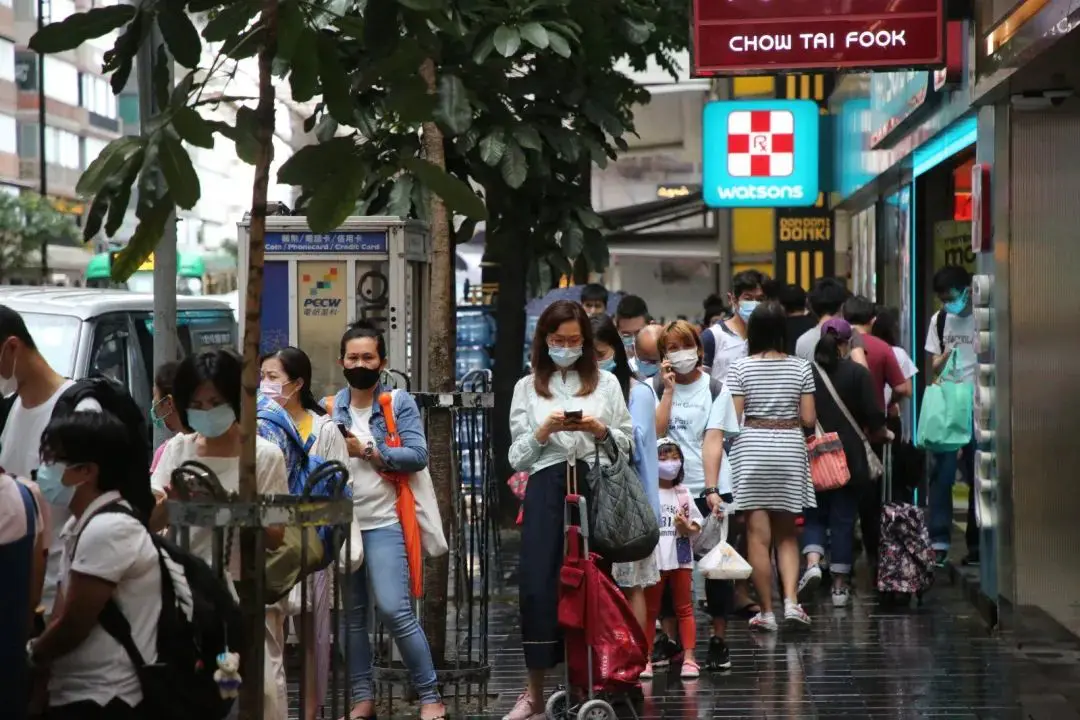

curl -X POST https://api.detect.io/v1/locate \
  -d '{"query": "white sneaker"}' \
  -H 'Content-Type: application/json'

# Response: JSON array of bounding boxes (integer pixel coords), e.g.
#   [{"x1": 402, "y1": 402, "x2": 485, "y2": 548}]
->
[
  {"x1": 784, "y1": 598, "x2": 811, "y2": 628},
  {"x1": 832, "y1": 586, "x2": 851, "y2": 608},
  {"x1": 749, "y1": 611, "x2": 778, "y2": 632},
  {"x1": 797, "y1": 564, "x2": 822, "y2": 601}
]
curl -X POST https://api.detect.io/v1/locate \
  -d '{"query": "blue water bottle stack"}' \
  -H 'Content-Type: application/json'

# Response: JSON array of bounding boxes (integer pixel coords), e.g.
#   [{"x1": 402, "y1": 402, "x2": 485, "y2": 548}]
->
[{"x1": 455, "y1": 308, "x2": 495, "y2": 382}]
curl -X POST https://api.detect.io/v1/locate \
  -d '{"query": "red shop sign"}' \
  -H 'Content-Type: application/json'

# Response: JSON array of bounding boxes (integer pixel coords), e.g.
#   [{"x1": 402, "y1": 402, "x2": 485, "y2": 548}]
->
[{"x1": 693, "y1": 0, "x2": 945, "y2": 75}]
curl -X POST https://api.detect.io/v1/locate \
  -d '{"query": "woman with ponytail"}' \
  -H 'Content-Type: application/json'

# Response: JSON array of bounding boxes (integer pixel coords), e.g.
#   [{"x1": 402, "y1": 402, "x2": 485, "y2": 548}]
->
[{"x1": 260, "y1": 346, "x2": 349, "y2": 720}]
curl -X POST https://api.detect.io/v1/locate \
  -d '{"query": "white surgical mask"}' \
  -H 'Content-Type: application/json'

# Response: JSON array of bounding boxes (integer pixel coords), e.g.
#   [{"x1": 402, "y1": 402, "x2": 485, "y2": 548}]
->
[{"x1": 666, "y1": 349, "x2": 699, "y2": 374}]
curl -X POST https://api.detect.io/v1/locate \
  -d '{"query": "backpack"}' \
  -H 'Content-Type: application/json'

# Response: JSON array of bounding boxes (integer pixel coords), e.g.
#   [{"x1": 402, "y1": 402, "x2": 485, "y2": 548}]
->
[
  {"x1": 256, "y1": 404, "x2": 351, "y2": 565},
  {"x1": 53, "y1": 376, "x2": 155, "y2": 522},
  {"x1": 75, "y1": 503, "x2": 243, "y2": 720},
  {"x1": 652, "y1": 373, "x2": 723, "y2": 403},
  {"x1": 936, "y1": 310, "x2": 948, "y2": 351}
]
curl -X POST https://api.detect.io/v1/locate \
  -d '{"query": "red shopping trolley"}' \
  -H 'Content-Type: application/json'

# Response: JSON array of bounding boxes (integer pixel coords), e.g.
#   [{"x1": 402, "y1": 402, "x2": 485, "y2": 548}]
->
[{"x1": 545, "y1": 468, "x2": 648, "y2": 720}]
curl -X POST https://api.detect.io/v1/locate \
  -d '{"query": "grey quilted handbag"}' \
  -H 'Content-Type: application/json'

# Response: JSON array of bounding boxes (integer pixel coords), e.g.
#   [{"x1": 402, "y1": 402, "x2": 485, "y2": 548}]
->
[{"x1": 585, "y1": 439, "x2": 660, "y2": 563}]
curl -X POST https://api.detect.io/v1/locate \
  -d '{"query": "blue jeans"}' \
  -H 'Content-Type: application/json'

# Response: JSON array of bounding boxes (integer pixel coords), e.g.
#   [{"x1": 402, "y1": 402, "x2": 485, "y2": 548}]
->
[
  {"x1": 344, "y1": 523, "x2": 440, "y2": 704},
  {"x1": 929, "y1": 433, "x2": 977, "y2": 552},
  {"x1": 801, "y1": 484, "x2": 859, "y2": 575}
]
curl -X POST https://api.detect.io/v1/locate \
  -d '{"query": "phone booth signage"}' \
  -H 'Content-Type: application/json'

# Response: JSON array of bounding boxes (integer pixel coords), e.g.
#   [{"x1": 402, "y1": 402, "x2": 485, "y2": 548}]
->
[{"x1": 237, "y1": 216, "x2": 431, "y2": 398}]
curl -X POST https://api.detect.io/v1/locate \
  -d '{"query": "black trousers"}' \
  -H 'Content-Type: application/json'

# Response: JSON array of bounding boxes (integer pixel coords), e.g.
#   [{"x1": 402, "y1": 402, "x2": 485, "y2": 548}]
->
[
  {"x1": 45, "y1": 699, "x2": 144, "y2": 720},
  {"x1": 519, "y1": 460, "x2": 589, "y2": 670},
  {"x1": 660, "y1": 496, "x2": 735, "y2": 624}
]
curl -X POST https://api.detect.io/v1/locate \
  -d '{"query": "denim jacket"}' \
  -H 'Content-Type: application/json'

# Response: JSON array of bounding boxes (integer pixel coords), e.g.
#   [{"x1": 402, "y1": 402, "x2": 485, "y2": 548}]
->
[{"x1": 322, "y1": 384, "x2": 429, "y2": 473}]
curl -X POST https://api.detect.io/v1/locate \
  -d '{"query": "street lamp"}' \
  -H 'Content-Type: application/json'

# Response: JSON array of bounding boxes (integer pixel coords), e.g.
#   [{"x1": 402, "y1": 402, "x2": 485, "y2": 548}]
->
[{"x1": 36, "y1": 0, "x2": 48, "y2": 282}]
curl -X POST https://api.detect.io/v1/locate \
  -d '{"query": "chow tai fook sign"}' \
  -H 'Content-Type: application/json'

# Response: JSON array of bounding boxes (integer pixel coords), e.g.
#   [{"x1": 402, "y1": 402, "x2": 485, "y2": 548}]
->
[
  {"x1": 702, "y1": 100, "x2": 820, "y2": 208},
  {"x1": 692, "y1": 0, "x2": 944, "y2": 74}
]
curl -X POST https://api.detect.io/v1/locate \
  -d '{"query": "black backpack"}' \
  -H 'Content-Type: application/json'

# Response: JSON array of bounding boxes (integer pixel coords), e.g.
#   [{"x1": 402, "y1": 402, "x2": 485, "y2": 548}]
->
[
  {"x1": 652, "y1": 373, "x2": 723, "y2": 403},
  {"x1": 53, "y1": 376, "x2": 155, "y2": 522},
  {"x1": 75, "y1": 503, "x2": 244, "y2": 720},
  {"x1": 936, "y1": 310, "x2": 948, "y2": 350}
]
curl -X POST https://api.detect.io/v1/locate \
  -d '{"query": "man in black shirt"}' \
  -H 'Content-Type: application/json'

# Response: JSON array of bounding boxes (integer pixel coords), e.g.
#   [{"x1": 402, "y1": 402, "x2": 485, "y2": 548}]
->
[{"x1": 779, "y1": 284, "x2": 817, "y2": 355}]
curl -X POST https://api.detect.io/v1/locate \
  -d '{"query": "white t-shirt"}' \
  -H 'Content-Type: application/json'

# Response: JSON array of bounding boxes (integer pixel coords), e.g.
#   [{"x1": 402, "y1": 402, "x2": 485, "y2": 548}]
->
[
  {"x1": 50, "y1": 492, "x2": 161, "y2": 708},
  {"x1": 655, "y1": 485, "x2": 704, "y2": 571},
  {"x1": 346, "y1": 405, "x2": 399, "y2": 531},
  {"x1": 885, "y1": 346, "x2": 918, "y2": 405},
  {"x1": 663, "y1": 374, "x2": 715, "y2": 495},
  {"x1": 707, "y1": 323, "x2": 747, "y2": 385},
  {"x1": 0, "y1": 380, "x2": 101, "y2": 612},
  {"x1": 0, "y1": 474, "x2": 48, "y2": 546},
  {"x1": 151, "y1": 433, "x2": 289, "y2": 576},
  {"x1": 705, "y1": 386, "x2": 740, "y2": 496},
  {"x1": 924, "y1": 311, "x2": 977, "y2": 382}
]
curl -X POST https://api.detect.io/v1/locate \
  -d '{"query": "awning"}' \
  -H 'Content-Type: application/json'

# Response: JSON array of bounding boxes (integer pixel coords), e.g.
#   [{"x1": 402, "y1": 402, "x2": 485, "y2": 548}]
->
[{"x1": 599, "y1": 191, "x2": 716, "y2": 260}]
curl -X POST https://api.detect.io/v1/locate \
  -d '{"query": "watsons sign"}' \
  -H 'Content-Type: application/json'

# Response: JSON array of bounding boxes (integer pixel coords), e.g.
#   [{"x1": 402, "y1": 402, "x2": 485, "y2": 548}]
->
[{"x1": 702, "y1": 100, "x2": 819, "y2": 209}]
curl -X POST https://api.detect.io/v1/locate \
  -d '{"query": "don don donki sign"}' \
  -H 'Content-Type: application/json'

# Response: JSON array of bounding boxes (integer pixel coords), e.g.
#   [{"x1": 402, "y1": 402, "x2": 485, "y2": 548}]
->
[{"x1": 692, "y1": 0, "x2": 944, "y2": 75}]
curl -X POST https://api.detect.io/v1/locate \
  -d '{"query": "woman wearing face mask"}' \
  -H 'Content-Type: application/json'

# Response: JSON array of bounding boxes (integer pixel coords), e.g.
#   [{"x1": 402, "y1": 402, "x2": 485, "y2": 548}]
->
[
  {"x1": 149, "y1": 349, "x2": 290, "y2": 720},
  {"x1": 27, "y1": 411, "x2": 160, "y2": 719},
  {"x1": 149, "y1": 361, "x2": 188, "y2": 473},
  {"x1": 321, "y1": 321, "x2": 446, "y2": 720},
  {"x1": 259, "y1": 346, "x2": 348, "y2": 720},
  {"x1": 504, "y1": 300, "x2": 632, "y2": 720},
  {"x1": 590, "y1": 313, "x2": 661, "y2": 634}
]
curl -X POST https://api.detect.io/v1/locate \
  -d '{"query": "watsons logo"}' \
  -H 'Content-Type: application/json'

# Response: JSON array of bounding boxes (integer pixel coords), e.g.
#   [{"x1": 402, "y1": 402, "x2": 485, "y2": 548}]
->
[{"x1": 715, "y1": 185, "x2": 806, "y2": 201}]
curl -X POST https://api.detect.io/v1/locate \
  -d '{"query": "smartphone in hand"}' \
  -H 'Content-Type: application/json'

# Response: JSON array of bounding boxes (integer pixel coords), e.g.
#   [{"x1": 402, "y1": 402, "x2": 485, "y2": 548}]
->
[
  {"x1": 564, "y1": 409, "x2": 583, "y2": 422},
  {"x1": 337, "y1": 423, "x2": 350, "y2": 438}
]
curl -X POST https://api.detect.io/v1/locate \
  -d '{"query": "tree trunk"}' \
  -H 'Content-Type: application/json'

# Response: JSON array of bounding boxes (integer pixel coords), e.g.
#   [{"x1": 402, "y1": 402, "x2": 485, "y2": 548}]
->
[
  {"x1": 237, "y1": 2, "x2": 277, "y2": 717},
  {"x1": 418, "y1": 56, "x2": 453, "y2": 666}
]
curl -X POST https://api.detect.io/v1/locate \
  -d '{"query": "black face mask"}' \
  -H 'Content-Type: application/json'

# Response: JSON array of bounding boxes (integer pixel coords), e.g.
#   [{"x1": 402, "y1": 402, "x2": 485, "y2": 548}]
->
[{"x1": 344, "y1": 365, "x2": 380, "y2": 390}]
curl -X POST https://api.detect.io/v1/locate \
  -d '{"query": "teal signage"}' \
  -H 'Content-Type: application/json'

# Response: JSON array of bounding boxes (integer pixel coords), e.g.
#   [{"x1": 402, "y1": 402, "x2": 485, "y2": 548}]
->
[
  {"x1": 702, "y1": 100, "x2": 820, "y2": 208},
  {"x1": 869, "y1": 71, "x2": 932, "y2": 147}
]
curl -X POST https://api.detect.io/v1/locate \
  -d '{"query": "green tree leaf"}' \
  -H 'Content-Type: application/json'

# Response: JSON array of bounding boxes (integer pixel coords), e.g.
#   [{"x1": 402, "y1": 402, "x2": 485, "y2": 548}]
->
[
  {"x1": 512, "y1": 125, "x2": 542, "y2": 151},
  {"x1": 574, "y1": 207, "x2": 604, "y2": 230},
  {"x1": 386, "y1": 173, "x2": 415, "y2": 217},
  {"x1": 396, "y1": 0, "x2": 443, "y2": 9},
  {"x1": 499, "y1": 140, "x2": 527, "y2": 189},
  {"x1": 105, "y1": 150, "x2": 144, "y2": 237},
  {"x1": 29, "y1": 5, "x2": 135, "y2": 53},
  {"x1": 277, "y1": 136, "x2": 357, "y2": 186},
  {"x1": 434, "y1": 74, "x2": 472, "y2": 136},
  {"x1": 104, "y1": 11, "x2": 143, "y2": 95},
  {"x1": 317, "y1": 32, "x2": 353, "y2": 124},
  {"x1": 111, "y1": 194, "x2": 173, "y2": 282},
  {"x1": 289, "y1": 29, "x2": 319, "y2": 103},
  {"x1": 157, "y1": 1, "x2": 201, "y2": 68},
  {"x1": 472, "y1": 32, "x2": 496, "y2": 64},
  {"x1": 385, "y1": 75, "x2": 436, "y2": 123},
  {"x1": 276, "y1": 1, "x2": 302, "y2": 64},
  {"x1": 519, "y1": 22, "x2": 549, "y2": 49},
  {"x1": 158, "y1": 134, "x2": 201, "y2": 209},
  {"x1": 619, "y1": 18, "x2": 651, "y2": 44},
  {"x1": 560, "y1": 224, "x2": 583, "y2": 259},
  {"x1": 82, "y1": 190, "x2": 111, "y2": 241},
  {"x1": 401, "y1": 157, "x2": 487, "y2": 220},
  {"x1": 76, "y1": 136, "x2": 145, "y2": 197},
  {"x1": 493, "y1": 25, "x2": 521, "y2": 57},
  {"x1": 152, "y1": 44, "x2": 170, "y2": 111},
  {"x1": 172, "y1": 107, "x2": 215, "y2": 148},
  {"x1": 230, "y1": 108, "x2": 261, "y2": 164},
  {"x1": 582, "y1": 230, "x2": 610, "y2": 271},
  {"x1": 547, "y1": 30, "x2": 571, "y2": 57},
  {"x1": 306, "y1": 163, "x2": 368, "y2": 233},
  {"x1": 202, "y1": 0, "x2": 258, "y2": 42},
  {"x1": 479, "y1": 129, "x2": 507, "y2": 166}
]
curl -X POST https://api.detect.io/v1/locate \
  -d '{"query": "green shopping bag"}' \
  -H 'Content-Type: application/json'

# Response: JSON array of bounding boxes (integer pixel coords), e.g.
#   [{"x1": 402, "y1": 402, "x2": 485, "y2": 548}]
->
[{"x1": 916, "y1": 351, "x2": 973, "y2": 452}]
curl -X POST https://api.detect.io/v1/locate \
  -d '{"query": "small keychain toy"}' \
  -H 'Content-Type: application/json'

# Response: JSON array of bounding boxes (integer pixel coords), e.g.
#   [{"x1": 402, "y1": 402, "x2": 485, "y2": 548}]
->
[{"x1": 214, "y1": 651, "x2": 243, "y2": 699}]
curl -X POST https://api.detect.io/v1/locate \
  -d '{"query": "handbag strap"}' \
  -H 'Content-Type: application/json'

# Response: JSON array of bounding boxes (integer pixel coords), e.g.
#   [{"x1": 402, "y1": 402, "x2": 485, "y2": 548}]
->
[{"x1": 813, "y1": 362, "x2": 872, "y2": 447}]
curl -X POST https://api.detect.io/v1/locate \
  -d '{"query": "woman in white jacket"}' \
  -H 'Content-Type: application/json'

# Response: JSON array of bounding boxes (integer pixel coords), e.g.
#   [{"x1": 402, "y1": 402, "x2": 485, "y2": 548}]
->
[{"x1": 260, "y1": 347, "x2": 349, "y2": 720}]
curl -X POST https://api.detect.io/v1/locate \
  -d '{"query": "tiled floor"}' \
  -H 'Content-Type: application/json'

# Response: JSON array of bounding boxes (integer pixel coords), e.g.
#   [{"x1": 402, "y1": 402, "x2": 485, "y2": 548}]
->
[{"x1": 295, "y1": 532, "x2": 1080, "y2": 719}]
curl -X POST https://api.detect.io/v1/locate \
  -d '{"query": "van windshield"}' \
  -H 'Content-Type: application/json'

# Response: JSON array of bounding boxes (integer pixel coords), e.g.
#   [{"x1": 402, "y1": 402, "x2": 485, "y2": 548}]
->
[{"x1": 21, "y1": 313, "x2": 80, "y2": 377}]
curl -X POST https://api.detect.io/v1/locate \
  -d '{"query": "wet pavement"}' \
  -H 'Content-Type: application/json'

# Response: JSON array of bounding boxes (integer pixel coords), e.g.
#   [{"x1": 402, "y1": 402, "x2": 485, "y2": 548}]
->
[{"x1": 293, "y1": 529, "x2": 1080, "y2": 719}]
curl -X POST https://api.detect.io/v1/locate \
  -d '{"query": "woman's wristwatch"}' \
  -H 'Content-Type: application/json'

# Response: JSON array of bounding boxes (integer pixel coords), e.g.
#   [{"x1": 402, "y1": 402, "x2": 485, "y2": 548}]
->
[{"x1": 700, "y1": 487, "x2": 720, "y2": 499}]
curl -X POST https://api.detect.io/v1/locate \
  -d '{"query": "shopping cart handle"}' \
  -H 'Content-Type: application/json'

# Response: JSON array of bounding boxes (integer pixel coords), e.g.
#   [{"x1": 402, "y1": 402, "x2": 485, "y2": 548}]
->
[{"x1": 564, "y1": 494, "x2": 590, "y2": 538}]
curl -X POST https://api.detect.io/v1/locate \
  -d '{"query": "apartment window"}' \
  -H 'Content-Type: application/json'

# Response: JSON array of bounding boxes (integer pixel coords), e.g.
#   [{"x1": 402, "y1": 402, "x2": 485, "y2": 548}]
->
[
  {"x1": 17, "y1": 121, "x2": 37, "y2": 157},
  {"x1": 82, "y1": 136, "x2": 108, "y2": 168},
  {"x1": 49, "y1": 0, "x2": 75, "y2": 21},
  {"x1": 0, "y1": 41, "x2": 14, "y2": 84},
  {"x1": 44, "y1": 126, "x2": 80, "y2": 169},
  {"x1": 80, "y1": 73, "x2": 116, "y2": 119},
  {"x1": 43, "y1": 57, "x2": 78, "y2": 106},
  {"x1": 0, "y1": 114, "x2": 16, "y2": 155}
]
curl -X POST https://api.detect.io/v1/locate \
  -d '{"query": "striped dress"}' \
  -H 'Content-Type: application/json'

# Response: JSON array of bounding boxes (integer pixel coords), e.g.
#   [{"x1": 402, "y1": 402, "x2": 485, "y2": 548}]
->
[{"x1": 726, "y1": 355, "x2": 816, "y2": 514}]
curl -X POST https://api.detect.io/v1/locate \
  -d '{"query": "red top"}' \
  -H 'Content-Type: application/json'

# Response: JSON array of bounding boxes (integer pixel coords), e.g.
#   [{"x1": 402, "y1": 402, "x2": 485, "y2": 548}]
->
[{"x1": 857, "y1": 332, "x2": 907, "y2": 411}]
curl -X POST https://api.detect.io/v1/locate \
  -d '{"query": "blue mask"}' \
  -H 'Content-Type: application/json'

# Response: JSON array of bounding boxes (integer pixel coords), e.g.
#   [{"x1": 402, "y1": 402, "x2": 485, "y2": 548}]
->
[
  {"x1": 943, "y1": 289, "x2": 969, "y2": 315},
  {"x1": 599, "y1": 358, "x2": 616, "y2": 372},
  {"x1": 737, "y1": 300, "x2": 760, "y2": 322},
  {"x1": 548, "y1": 346, "x2": 583, "y2": 369},
  {"x1": 637, "y1": 360, "x2": 660, "y2": 378},
  {"x1": 37, "y1": 462, "x2": 75, "y2": 506},
  {"x1": 187, "y1": 405, "x2": 237, "y2": 438}
]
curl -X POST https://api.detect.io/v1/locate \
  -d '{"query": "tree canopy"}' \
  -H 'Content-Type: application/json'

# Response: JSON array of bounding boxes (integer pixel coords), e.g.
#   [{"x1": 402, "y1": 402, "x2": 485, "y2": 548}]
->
[{"x1": 0, "y1": 193, "x2": 80, "y2": 278}]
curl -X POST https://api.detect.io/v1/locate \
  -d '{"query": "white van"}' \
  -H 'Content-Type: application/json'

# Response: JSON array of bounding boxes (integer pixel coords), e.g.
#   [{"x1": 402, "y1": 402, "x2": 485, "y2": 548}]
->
[{"x1": 0, "y1": 287, "x2": 236, "y2": 414}]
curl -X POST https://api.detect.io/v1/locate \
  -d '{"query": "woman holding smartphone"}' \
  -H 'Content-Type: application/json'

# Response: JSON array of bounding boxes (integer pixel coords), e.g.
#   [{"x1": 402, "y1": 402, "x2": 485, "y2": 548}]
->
[{"x1": 504, "y1": 300, "x2": 633, "y2": 720}]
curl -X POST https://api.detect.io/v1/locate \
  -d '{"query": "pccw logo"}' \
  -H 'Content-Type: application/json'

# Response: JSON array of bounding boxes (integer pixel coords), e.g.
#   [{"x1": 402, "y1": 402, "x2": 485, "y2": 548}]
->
[
  {"x1": 702, "y1": 99, "x2": 820, "y2": 209},
  {"x1": 302, "y1": 268, "x2": 341, "y2": 317}
]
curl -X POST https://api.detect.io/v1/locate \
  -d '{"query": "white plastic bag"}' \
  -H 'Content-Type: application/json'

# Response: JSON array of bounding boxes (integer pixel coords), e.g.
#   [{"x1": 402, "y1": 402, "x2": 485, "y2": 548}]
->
[
  {"x1": 692, "y1": 502, "x2": 732, "y2": 555},
  {"x1": 697, "y1": 515, "x2": 752, "y2": 581}
]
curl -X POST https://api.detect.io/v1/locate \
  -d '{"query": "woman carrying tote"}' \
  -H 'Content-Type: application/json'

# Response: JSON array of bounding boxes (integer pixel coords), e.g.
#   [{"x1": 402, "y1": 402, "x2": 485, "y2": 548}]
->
[{"x1": 504, "y1": 300, "x2": 632, "y2": 720}]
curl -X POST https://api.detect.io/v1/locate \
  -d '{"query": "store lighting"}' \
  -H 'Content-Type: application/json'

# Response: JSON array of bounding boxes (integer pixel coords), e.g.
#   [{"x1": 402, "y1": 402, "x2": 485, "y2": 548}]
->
[{"x1": 912, "y1": 116, "x2": 978, "y2": 178}]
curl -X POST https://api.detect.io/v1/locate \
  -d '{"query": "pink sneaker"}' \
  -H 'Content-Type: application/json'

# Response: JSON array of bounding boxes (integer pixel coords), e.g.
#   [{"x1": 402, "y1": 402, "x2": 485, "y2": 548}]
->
[
  {"x1": 640, "y1": 661, "x2": 653, "y2": 679},
  {"x1": 502, "y1": 692, "x2": 544, "y2": 720}
]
